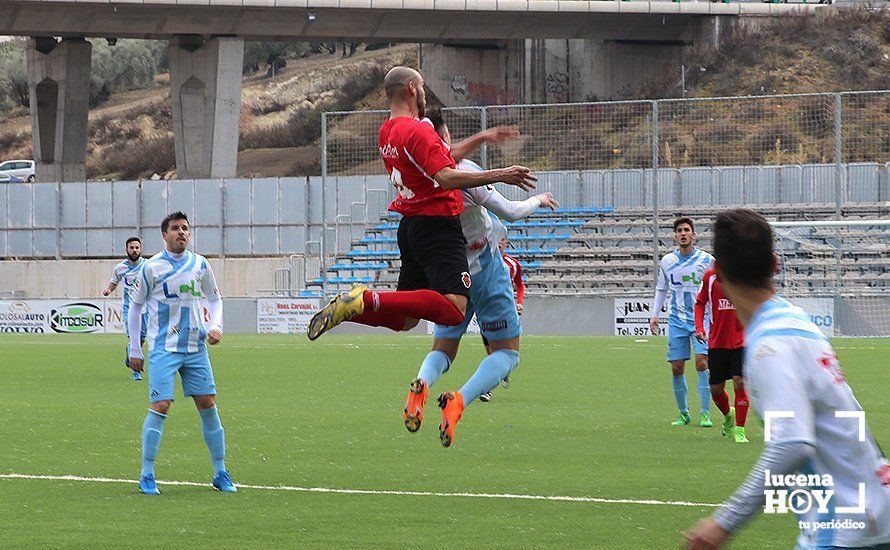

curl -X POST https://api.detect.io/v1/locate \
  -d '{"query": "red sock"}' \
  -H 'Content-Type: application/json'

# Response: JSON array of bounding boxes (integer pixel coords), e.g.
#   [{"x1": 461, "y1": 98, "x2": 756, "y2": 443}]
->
[
  {"x1": 352, "y1": 308, "x2": 407, "y2": 332},
  {"x1": 735, "y1": 388, "x2": 749, "y2": 427},
  {"x1": 358, "y1": 290, "x2": 464, "y2": 327},
  {"x1": 713, "y1": 390, "x2": 731, "y2": 415}
]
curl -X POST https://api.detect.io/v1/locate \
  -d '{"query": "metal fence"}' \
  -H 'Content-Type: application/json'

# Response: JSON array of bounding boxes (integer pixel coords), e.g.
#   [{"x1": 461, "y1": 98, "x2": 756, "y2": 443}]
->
[{"x1": 322, "y1": 90, "x2": 890, "y2": 288}]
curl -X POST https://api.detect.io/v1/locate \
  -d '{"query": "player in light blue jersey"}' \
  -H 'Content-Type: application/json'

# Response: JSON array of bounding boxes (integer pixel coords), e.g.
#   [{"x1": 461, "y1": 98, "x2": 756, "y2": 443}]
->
[
  {"x1": 403, "y1": 111, "x2": 558, "y2": 447},
  {"x1": 127, "y1": 212, "x2": 236, "y2": 495},
  {"x1": 650, "y1": 217, "x2": 714, "y2": 428},
  {"x1": 103, "y1": 236, "x2": 147, "y2": 381},
  {"x1": 684, "y1": 209, "x2": 889, "y2": 550}
]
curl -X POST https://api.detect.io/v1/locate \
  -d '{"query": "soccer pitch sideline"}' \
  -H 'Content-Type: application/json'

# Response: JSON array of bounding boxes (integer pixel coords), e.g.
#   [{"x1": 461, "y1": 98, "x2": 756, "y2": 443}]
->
[{"x1": 1, "y1": 334, "x2": 887, "y2": 548}]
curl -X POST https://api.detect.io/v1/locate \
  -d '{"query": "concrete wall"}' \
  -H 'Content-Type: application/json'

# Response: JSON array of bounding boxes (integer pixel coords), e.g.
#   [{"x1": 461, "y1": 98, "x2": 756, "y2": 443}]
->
[
  {"x1": 0, "y1": 258, "x2": 291, "y2": 299},
  {"x1": 423, "y1": 17, "x2": 730, "y2": 103}
]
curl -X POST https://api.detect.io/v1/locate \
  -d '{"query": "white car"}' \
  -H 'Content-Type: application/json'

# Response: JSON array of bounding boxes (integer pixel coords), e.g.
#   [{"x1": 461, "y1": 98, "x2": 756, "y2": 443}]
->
[{"x1": 0, "y1": 160, "x2": 35, "y2": 182}]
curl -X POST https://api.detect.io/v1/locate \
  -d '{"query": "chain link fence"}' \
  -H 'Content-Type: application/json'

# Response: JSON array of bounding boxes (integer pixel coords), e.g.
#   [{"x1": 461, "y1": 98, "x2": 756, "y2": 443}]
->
[{"x1": 319, "y1": 90, "x2": 890, "y2": 299}]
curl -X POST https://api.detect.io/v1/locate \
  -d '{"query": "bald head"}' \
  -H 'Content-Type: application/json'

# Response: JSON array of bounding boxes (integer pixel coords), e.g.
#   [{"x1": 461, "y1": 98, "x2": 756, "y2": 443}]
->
[{"x1": 384, "y1": 66, "x2": 422, "y2": 102}]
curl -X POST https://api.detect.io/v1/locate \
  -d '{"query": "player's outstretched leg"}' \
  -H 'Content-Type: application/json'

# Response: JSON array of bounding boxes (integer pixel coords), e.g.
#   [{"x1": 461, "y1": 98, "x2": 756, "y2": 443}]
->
[
  {"x1": 139, "y1": 409, "x2": 166, "y2": 495},
  {"x1": 404, "y1": 351, "x2": 451, "y2": 432},
  {"x1": 199, "y1": 405, "x2": 236, "y2": 493}
]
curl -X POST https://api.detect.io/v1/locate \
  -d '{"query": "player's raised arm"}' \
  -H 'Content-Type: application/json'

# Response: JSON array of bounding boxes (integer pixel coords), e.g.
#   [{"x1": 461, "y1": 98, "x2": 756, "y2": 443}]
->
[
  {"x1": 449, "y1": 125, "x2": 520, "y2": 163},
  {"x1": 201, "y1": 260, "x2": 223, "y2": 345},
  {"x1": 476, "y1": 186, "x2": 558, "y2": 222},
  {"x1": 433, "y1": 164, "x2": 536, "y2": 192}
]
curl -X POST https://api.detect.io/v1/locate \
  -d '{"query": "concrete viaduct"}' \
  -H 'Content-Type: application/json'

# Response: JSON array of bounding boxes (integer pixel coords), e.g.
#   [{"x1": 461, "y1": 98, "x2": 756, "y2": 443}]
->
[{"x1": 1, "y1": 0, "x2": 821, "y2": 181}]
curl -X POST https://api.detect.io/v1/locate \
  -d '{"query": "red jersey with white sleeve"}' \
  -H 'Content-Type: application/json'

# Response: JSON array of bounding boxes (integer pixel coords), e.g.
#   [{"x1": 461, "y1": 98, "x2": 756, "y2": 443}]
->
[
  {"x1": 694, "y1": 268, "x2": 744, "y2": 349},
  {"x1": 378, "y1": 117, "x2": 462, "y2": 217},
  {"x1": 503, "y1": 253, "x2": 525, "y2": 305}
]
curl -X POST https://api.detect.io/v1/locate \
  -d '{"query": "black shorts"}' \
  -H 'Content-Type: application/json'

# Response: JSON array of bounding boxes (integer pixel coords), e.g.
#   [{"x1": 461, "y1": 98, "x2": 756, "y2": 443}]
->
[
  {"x1": 708, "y1": 348, "x2": 744, "y2": 385},
  {"x1": 397, "y1": 215, "x2": 472, "y2": 298}
]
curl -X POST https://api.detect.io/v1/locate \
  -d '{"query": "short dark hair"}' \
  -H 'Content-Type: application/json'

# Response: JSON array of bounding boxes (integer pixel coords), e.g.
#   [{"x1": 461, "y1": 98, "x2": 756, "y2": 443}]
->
[
  {"x1": 673, "y1": 217, "x2": 694, "y2": 232},
  {"x1": 714, "y1": 208, "x2": 774, "y2": 289},
  {"x1": 425, "y1": 108, "x2": 446, "y2": 134},
  {"x1": 161, "y1": 211, "x2": 189, "y2": 233},
  {"x1": 125, "y1": 236, "x2": 141, "y2": 246}
]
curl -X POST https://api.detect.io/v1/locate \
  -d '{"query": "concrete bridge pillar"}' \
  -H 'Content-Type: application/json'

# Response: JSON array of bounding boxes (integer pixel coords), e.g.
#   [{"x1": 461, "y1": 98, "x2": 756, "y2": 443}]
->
[
  {"x1": 169, "y1": 36, "x2": 244, "y2": 179},
  {"x1": 26, "y1": 37, "x2": 91, "y2": 182}
]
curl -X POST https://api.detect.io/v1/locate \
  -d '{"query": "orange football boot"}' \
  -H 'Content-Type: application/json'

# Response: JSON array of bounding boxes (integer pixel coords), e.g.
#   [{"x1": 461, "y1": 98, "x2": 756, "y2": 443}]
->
[
  {"x1": 437, "y1": 391, "x2": 465, "y2": 448},
  {"x1": 403, "y1": 377, "x2": 428, "y2": 433}
]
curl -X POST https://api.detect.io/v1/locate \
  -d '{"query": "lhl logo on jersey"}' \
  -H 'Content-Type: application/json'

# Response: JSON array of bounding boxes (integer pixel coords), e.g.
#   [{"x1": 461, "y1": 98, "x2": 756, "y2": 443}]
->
[
  {"x1": 670, "y1": 273, "x2": 701, "y2": 286},
  {"x1": 163, "y1": 279, "x2": 202, "y2": 299}
]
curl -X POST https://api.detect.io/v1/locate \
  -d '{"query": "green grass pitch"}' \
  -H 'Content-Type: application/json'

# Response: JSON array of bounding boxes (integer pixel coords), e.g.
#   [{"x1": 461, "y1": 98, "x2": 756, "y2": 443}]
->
[{"x1": 1, "y1": 334, "x2": 887, "y2": 548}]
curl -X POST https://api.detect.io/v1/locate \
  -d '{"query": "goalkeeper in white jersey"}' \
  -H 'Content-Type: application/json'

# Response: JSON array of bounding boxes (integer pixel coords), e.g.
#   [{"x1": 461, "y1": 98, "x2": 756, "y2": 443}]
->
[
  {"x1": 684, "y1": 209, "x2": 890, "y2": 549},
  {"x1": 402, "y1": 110, "x2": 559, "y2": 447}
]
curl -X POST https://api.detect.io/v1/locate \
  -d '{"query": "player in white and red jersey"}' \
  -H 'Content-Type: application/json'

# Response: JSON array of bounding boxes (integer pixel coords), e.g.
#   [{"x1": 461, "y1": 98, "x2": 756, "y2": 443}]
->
[
  {"x1": 694, "y1": 268, "x2": 750, "y2": 443},
  {"x1": 307, "y1": 66, "x2": 536, "y2": 344},
  {"x1": 684, "y1": 209, "x2": 890, "y2": 550}
]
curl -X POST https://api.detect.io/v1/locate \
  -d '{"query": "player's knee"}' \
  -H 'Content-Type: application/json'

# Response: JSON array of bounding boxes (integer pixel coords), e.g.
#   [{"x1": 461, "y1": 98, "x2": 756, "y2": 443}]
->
[
  {"x1": 732, "y1": 377, "x2": 745, "y2": 391},
  {"x1": 151, "y1": 401, "x2": 171, "y2": 415},
  {"x1": 670, "y1": 361, "x2": 685, "y2": 376},
  {"x1": 695, "y1": 358, "x2": 708, "y2": 371},
  {"x1": 193, "y1": 395, "x2": 216, "y2": 410}
]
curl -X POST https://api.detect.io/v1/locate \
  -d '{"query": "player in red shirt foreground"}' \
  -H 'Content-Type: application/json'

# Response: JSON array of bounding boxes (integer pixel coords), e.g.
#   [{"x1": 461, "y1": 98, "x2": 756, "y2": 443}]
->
[
  {"x1": 478, "y1": 239, "x2": 525, "y2": 402},
  {"x1": 307, "y1": 66, "x2": 536, "y2": 345},
  {"x1": 694, "y1": 268, "x2": 750, "y2": 443}
]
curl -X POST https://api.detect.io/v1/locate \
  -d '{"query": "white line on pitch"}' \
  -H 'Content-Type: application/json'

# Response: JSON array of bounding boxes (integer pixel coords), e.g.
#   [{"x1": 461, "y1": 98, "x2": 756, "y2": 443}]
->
[{"x1": 0, "y1": 473, "x2": 719, "y2": 508}]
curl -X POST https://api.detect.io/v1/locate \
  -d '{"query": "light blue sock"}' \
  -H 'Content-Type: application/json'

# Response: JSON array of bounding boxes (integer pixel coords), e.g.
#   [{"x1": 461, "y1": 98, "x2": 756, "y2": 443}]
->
[
  {"x1": 417, "y1": 350, "x2": 451, "y2": 388},
  {"x1": 199, "y1": 406, "x2": 227, "y2": 474},
  {"x1": 698, "y1": 370, "x2": 711, "y2": 414},
  {"x1": 459, "y1": 350, "x2": 520, "y2": 407},
  {"x1": 141, "y1": 409, "x2": 166, "y2": 477},
  {"x1": 672, "y1": 374, "x2": 689, "y2": 414}
]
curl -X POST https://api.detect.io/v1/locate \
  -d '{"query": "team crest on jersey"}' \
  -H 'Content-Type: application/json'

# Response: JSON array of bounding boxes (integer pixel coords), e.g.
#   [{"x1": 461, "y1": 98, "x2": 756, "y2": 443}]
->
[{"x1": 461, "y1": 271, "x2": 472, "y2": 289}]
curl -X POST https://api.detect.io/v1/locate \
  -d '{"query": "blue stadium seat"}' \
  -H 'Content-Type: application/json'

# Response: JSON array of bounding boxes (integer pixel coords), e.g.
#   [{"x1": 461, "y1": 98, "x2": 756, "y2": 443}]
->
[
  {"x1": 374, "y1": 223, "x2": 399, "y2": 231},
  {"x1": 359, "y1": 236, "x2": 398, "y2": 244},
  {"x1": 329, "y1": 262, "x2": 389, "y2": 271},
  {"x1": 298, "y1": 290, "x2": 325, "y2": 298},
  {"x1": 310, "y1": 276, "x2": 375, "y2": 285},
  {"x1": 509, "y1": 234, "x2": 571, "y2": 242},
  {"x1": 346, "y1": 249, "x2": 400, "y2": 258},
  {"x1": 521, "y1": 261, "x2": 543, "y2": 269},
  {"x1": 506, "y1": 247, "x2": 557, "y2": 255}
]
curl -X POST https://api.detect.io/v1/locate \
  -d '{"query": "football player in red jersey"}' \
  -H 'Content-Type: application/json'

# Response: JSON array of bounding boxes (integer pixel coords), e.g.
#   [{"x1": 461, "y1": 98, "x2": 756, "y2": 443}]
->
[
  {"x1": 694, "y1": 267, "x2": 750, "y2": 443},
  {"x1": 307, "y1": 66, "x2": 536, "y2": 346}
]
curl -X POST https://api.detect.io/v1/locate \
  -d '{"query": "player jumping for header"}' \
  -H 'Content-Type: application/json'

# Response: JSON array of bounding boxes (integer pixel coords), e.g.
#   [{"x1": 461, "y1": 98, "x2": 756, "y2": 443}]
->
[
  {"x1": 403, "y1": 108, "x2": 558, "y2": 446},
  {"x1": 694, "y1": 267, "x2": 750, "y2": 443},
  {"x1": 683, "y1": 209, "x2": 890, "y2": 549},
  {"x1": 650, "y1": 217, "x2": 714, "y2": 428},
  {"x1": 103, "y1": 236, "x2": 147, "y2": 381},
  {"x1": 306, "y1": 66, "x2": 536, "y2": 341},
  {"x1": 128, "y1": 212, "x2": 235, "y2": 495}
]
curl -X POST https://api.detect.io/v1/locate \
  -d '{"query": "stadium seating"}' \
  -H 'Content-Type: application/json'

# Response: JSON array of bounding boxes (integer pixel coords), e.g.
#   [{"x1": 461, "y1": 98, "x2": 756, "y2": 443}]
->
[{"x1": 311, "y1": 202, "x2": 889, "y2": 296}]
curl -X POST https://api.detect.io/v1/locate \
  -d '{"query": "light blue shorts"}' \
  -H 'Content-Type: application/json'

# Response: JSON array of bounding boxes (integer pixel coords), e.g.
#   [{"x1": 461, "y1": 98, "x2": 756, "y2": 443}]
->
[
  {"x1": 147, "y1": 347, "x2": 216, "y2": 403},
  {"x1": 434, "y1": 249, "x2": 521, "y2": 342},
  {"x1": 667, "y1": 324, "x2": 708, "y2": 362}
]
